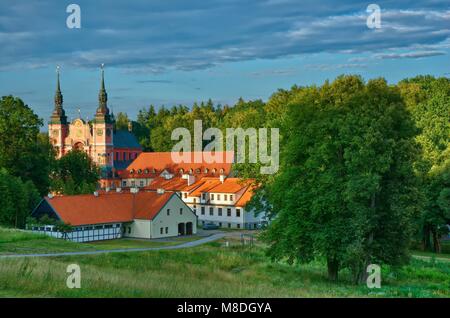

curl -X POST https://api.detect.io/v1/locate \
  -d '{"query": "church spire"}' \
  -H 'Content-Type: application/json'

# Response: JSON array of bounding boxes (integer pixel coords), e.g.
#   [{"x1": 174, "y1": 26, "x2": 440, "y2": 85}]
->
[
  {"x1": 96, "y1": 63, "x2": 110, "y2": 119},
  {"x1": 51, "y1": 66, "x2": 67, "y2": 124}
]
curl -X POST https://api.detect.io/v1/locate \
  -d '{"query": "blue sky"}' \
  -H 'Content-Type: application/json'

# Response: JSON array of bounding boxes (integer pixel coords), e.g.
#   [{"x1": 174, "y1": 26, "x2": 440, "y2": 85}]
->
[{"x1": 0, "y1": 0, "x2": 449, "y2": 122}]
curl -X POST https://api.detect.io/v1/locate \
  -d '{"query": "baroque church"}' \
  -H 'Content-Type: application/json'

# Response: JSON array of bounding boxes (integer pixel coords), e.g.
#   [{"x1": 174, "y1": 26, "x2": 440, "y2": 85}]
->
[{"x1": 48, "y1": 66, "x2": 142, "y2": 188}]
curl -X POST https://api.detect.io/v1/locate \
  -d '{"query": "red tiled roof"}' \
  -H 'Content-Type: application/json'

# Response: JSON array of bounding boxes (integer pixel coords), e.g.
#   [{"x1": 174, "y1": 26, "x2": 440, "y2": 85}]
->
[
  {"x1": 208, "y1": 178, "x2": 253, "y2": 194},
  {"x1": 145, "y1": 177, "x2": 189, "y2": 192},
  {"x1": 119, "y1": 151, "x2": 233, "y2": 179},
  {"x1": 236, "y1": 184, "x2": 256, "y2": 207},
  {"x1": 46, "y1": 192, "x2": 174, "y2": 226},
  {"x1": 189, "y1": 179, "x2": 222, "y2": 197}
]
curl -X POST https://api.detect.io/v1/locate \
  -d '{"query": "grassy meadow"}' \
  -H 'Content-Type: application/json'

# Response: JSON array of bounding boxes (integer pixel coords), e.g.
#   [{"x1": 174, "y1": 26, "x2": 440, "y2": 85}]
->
[{"x1": 0, "y1": 228, "x2": 449, "y2": 298}]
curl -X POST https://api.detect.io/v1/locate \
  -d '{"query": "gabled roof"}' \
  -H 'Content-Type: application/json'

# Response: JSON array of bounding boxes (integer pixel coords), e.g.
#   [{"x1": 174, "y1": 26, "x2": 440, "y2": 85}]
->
[
  {"x1": 120, "y1": 151, "x2": 233, "y2": 179},
  {"x1": 113, "y1": 130, "x2": 142, "y2": 149},
  {"x1": 43, "y1": 192, "x2": 174, "y2": 226},
  {"x1": 236, "y1": 184, "x2": 256, "y2": 207}
]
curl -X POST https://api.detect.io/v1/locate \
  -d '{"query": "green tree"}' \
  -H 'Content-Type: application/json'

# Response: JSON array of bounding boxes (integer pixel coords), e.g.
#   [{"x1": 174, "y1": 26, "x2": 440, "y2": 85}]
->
[
  {"x1": 115, "y1": 112, "x2": 130, "y2": 131},
  {"x1": 399, "y1": 76, "x2": 450, "y2": 252},
  {"x1": 0, "y1": 96, "x2": 53, "y2": 195},
  {"x1": 51, "y1": 150, "x2": 99, "y2": 195},
  {"x1": 261, "y1": 76, "x2": 420, "y2": 283},
  {"x1": 0, "y1": 168, "x2": 40, "y2": 228}
]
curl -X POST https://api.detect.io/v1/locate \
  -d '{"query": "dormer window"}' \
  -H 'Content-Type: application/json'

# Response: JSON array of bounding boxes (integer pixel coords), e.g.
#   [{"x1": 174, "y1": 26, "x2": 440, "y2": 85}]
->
[
  {"x1": 195, "y1": 168, "x2": 200, "y2": 174},
  {"x1": 130, "y1": 169, "x2": 135, "y2": 174},
  {"x1": 144, "y1": 169, "x2": 149, "y2": 174},
  {"x1": 189, "y1": 168, "x2": 193, "y2": 174},
  {"x1": 204, "y1": 168, "x2": 209, "y2": 174},
  {"x1": 220, "y1": 168, "x2": 224, "y2": 174},
  {"x1": 212, "y1": 168, "x2": 216, "y2": 174},
  {"x1": 137, "y1": 169, "x2": 142, "y2": 174},
  {"x1": 179, "y1": 168, "x2": 184, "y2": 174},
  {"x1": 152, "y1": 168, "x2": 156, "y2": 174}
]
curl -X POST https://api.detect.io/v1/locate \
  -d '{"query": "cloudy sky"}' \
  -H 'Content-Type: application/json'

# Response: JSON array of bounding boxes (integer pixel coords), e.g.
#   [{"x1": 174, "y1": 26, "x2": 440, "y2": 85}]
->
[{"x1": 1, "y1": 0, "x2": 449, "y2": 122}]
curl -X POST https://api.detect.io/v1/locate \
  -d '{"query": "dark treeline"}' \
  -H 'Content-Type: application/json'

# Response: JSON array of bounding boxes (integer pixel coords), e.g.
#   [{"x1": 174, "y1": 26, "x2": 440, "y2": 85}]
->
[{"x1": 0, "y1": 75, "x2": 448, "y2": 284}]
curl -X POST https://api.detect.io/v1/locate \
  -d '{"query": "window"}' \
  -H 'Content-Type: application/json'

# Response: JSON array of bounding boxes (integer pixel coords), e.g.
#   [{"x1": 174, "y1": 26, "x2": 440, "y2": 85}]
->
[
  {"x1": 218, "y1": 208, "x2": 222, "y2": 216},
  {"x1": 229, "y1": 195, "x2": 233, "y2": 201},
  {"x1": 219, "y1": 222, "x2": 222, "y2": 227},
  {"x1": 236, "y1": 209, "x2": 241, "y2": 217},
  {"x1": 122, "y1": 181, "x2": 127, "y2": 187},
  {"x1": 237, "y1": 224, "x2": 240, "y2": 229},
  {"x1": 193, "y1": 198, "x2": 197, "y2": 204},
  {"x1": 209, "y1": 207, "x2": 214, "y2": 216},
  {"x1": 202, "y1": 193, "x2": 206, "y2": 200},
  {"x1": 165, "y1": 227, "x2": 168, "y2": 234},
  {"x1": 224, "y1": 194, "x2": 228, "y2": 201},
  {"x1": 180, "y1": 208, "x2": 183, "y2": 215},
  {"x1": 131, "y1": 180, "x2": 135, "y2": 187},
  {"x1": 227, "y1": 208, "x2": 231, "y2": 217},
  {"x1": 228, "y1": 223, "x2": 231, "y2": 228},
  {"x1": 160, "y1": 227, "x2": 163, "y2": 234},
  {"x1": 211, "y1": 194, "x2": 214, "y2": 200},
  {"x1": 184, "y1": 193, "x2": 187, "y2": 199},
  {"x1": 167, "y1": 209, "x2": 170, "y2": 216},
  {"x1": 201, "y1": 207, "x2": 205, "y2": 215},
  {"x1": 128, "y1": 227, "x2": 131, "y2": 234},
  {"x1": 217, "y1": 194, "x2": 221, "y2": 200},
  {"x1": 140, "y1": 180, "x2": 144, "y2": 187}
]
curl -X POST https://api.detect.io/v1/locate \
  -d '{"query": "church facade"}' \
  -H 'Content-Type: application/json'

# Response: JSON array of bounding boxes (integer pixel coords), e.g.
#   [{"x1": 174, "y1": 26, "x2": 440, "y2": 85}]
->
[{"x1": 48, "y1": 67, "x2": 142, "y2": 188}]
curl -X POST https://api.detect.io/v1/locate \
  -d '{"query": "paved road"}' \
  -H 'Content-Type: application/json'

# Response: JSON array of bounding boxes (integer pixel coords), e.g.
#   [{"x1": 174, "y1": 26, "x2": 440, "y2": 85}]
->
[{"x1": 0, "y1": 233, "x2": 226, "y2": 259}]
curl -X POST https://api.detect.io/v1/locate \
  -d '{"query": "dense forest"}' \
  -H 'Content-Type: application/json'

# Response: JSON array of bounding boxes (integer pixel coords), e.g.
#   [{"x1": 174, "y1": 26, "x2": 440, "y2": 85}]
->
[{"x1": 0, "y1": 74, "x2": 448, "y2": 282}]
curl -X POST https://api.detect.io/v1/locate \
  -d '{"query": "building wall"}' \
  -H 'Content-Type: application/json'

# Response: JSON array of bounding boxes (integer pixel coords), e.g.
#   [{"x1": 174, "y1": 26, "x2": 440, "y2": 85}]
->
[{"x1": 151, "y1": 195, "x2": 197, "y2": 238}]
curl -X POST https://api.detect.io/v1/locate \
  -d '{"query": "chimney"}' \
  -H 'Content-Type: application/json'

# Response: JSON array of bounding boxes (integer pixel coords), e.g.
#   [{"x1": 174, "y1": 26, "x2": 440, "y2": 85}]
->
[
  {"x1": 128, "y1": 121, "x2": 133, "y2": 132},
  {"x1": 220, "y1": 174, "x2": 226, "y2": 184}
]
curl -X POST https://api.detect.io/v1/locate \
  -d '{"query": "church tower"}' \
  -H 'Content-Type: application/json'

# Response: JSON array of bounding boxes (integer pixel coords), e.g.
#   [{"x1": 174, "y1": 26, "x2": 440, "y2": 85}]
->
[
  {"x1": 48, "y1": 66, "x2": 68, "y2": 158},
  {"x1": 92, "y1": 64, "x2": 114, "y2": 169}
]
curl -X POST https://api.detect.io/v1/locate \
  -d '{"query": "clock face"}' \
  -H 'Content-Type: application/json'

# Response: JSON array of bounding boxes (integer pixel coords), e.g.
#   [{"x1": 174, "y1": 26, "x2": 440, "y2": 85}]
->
[
  {"x1": 52, "y1": 130, "x2": 58, "y2": 136},
  {"x1": 97, "y1": 129, "x2": 103, "y2": 136},
  {"x1": 76, "y1": 129, "x2": 83, "y2": 138}
]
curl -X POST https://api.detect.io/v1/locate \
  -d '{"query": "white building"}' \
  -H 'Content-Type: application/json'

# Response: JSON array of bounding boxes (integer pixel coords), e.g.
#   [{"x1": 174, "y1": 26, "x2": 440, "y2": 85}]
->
[{"x1": 30, "y1": 190, "x2": 197, "y2": 242}]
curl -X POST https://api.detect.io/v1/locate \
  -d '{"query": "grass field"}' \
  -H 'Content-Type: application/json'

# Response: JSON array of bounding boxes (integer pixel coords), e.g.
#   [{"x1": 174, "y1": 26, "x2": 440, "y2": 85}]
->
[{"x1": 0, "y1": 228, "x2": 449, "y2": 298}]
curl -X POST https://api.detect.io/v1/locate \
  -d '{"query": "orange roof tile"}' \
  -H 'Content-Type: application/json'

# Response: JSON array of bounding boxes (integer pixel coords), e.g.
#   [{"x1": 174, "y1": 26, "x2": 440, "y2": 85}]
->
[
  {"x1": 45, "y1": 192, "x2": 174, "y2": 226},
  {"x1": 145, "y1": 177, "x2": 189, "y2": 192},
  {"x1": 190, "y1": 179, "x2": 222, "y2": 197},
  {"x1": 236, "y1": 184, "x2": 256, "y2": 207},
  {"x1": 208, "y1": 178, "x2": 253, "y2": 194},
  {"x1": 120, "y1": 151, "x2": 233, "y2": 179}
]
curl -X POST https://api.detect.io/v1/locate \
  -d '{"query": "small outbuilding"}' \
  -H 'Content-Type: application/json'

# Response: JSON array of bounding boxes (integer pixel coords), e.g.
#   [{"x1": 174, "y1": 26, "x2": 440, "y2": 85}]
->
[{"x1": 30, "y1": 191, "x2": 197, "y2": 242}]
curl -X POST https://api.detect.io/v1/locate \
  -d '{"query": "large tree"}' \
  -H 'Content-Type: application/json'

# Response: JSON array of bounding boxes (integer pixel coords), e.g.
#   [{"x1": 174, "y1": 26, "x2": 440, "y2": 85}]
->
[
  {"x1": 0, "y1": 96, "x2": 53, "y2": 195},
  {"x1": 51, "y1": 149, "x2": 100, "y2": 195},
  {"x1": 0, "y1": 168, "x2": 40, "y2": 228},
  {"x1": 261, "y1": 76, "x2": 420, "y2": 283},
  {"x1": 399, "y1": 76, "x2": 450, "y2": 252}
]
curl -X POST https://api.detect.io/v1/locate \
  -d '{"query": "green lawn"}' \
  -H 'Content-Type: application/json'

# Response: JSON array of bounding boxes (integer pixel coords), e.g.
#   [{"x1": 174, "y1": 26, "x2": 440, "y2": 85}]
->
[
  {"x1": 0, "y1": 228, "x2": 449, "y2": 297},
  {"x1": 0, "y1": 227, "x2": 200, "y2": 254}
]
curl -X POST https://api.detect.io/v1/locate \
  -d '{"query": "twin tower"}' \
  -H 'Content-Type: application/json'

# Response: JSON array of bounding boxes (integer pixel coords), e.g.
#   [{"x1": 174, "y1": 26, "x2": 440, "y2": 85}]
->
[{"x1": 48, "y1": 65, "x2": 115, "y2": 169}]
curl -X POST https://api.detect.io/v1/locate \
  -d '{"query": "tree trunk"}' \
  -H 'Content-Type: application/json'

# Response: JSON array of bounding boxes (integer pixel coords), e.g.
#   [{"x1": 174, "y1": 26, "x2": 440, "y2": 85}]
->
[
  {"x1": 432, "y1": 229, "x2": 441, "y2": 253},
  {"x1": 422, "y1": 225, "x2": 432, "y2": 251},
  {"x1": 327, "y1": 258, "x2": 339, "y2": 282}
]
